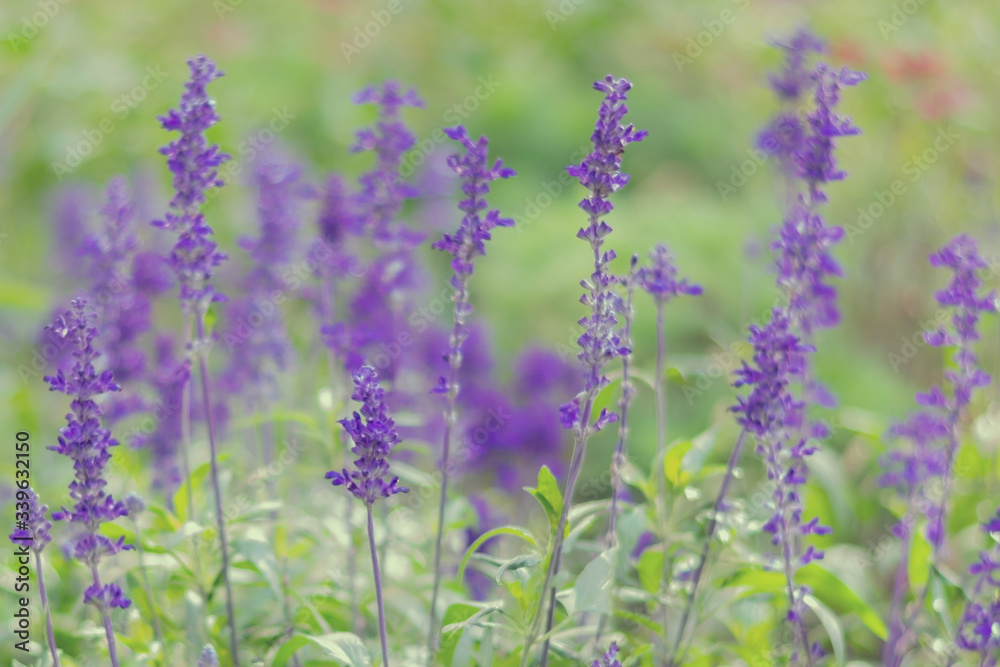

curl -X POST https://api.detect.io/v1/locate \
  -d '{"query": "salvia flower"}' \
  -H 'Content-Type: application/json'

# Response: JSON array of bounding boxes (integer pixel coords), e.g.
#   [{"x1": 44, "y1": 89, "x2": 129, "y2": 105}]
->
[
  {"x1": 560, "y1": 75, "x2": 647, "y2": 434},
  {"x1": 153, "y1": 55, "x2": 231, "y2": 312},
  {"x1": 956, "y1": 508, "x2": 1000, "y2": 661},
  {"x1": 326, "y1": 365, "x2": 409, "y2": 505},
  {"x1": 351, "y1": 81, "x2": 424, "y2": 245},
  {"x1": 9, "y1": 486, "x2": 52, "y2": 554},
  {"x1": 430, "y1": 125, "x2": 516, "y2": 396},
  {"x1": 636, "y1": 243, "x2": 702, "y2": 303},
  {"x1": 44, "y1": 299, "x2": 132, "y2": 612},
  {"x1": 592, "y1": 641, "x2": 623, "y2": 667},
  {"x1": 220, "y1": 148, "x2": 311, "y2": 406},
  {"x1": 133, "y1": 336, "x2": 189, "y2": 498},
  {"x1": 885, "y1": 235, "x2": 996, "y2": 551},
  {"x1": 198, "y1": 645, "x2": 220, "y2": 667}
]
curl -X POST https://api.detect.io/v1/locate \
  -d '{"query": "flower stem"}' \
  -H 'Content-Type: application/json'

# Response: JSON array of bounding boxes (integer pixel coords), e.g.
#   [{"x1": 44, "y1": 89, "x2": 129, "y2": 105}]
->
[
  {"x1": 36, "y1": 552, "x2": 61, "y2": 667},
  {"x1": 90, "y1": 566, "x2": 121, "y2": 667},
  {"x1": 668, "y1": 428, "x2": 747, "y2": 666},
  {"x1": 195, "y1": 314, "x2": 240, "y2": 666},
  {"x1": 428, "y1": 270, "x2": 471, "y2": 661},
  {"x1": 653, "y1": 300, "x2": 674, "y2": 665},
  {"x1": 596, "y1": 269, "x2": 637, "y2": 645},
  {"x1": 537, "y1": 410, "x2": 593, "y2": 667},
  {"x1": 131, "y1": 519, "x2": 163, "y2": 644},
  {"x1": 883, "y1": 512, "x2": 913, "y2": 667},
  {"x1": 368, "y1": 505, "x2": 391, "y2": 667},
  {"x1": 321, "y1": 266, "x2": 360, "y2": 635}
]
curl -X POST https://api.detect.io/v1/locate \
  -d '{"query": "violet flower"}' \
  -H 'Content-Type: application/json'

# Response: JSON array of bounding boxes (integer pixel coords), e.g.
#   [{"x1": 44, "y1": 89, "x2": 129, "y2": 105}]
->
[
  {"x1": 155, "y1": 54, "x2": 240, "y2": 664},
  {"x1": 956, "y1": 508, "x2": 1000, "y2": 662},
  {"x1": 44, "y1": 298, "x2": 131, "y2": 666},
  {"x1": 351, "y1": 81, "x2": 424, "y2": 246},
  {"x1": 326, "y1": 365, "x2": 407, "y2": 667},
  {"x1": 533, "y1": 75, "x2": 646, "y2": 667},
  {"x1": 220, "y1": 148, "x2": 311, "y2": 407},
  {"x1": 593, "y1": 641, "x2": 623, "y2": 667},
  {"x1": 198, "y1": 645, "x2": 220, "y2": 667},
  {"x1": 882, "y1": 235, "x2": 997, "y2": 666},
  {"x1": 154, "y1": 55, "x2": 231, "y2": 312},
  {"x1": 427, "y1": 125, "x2": 516, "y2": 653},
  {"x1": 9, "y1": 486, "x2": 60, "y2": 666}
]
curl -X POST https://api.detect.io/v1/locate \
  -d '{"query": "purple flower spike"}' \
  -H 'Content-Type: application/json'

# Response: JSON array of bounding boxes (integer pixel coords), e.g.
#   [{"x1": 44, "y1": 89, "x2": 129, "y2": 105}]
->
[
  {"x1": 154, "y1": 55, "x2": 231, "y2": 311},
  {"x1": 9, "y1": 487, "x2": 52, "y2": 554},
  {"x1": 956, "y1": 508, "x2": 1000, "y2": 660},
  {"x1": 351, "y1": 81, "x2": 424, "y2": 245},
  {"x1": 592, "y1": 641, "x2": 623, "y2": 667},
  {"x1": 43, "y1": 299, "x2": 132, "y2": 615},
  {"x1": 326, "y1": 365, "x2": 409, "y2": 506},
  {"x1": 636, "y1": 244, "x2": 702, "y2": 303},
  {"x1": 560, "y1": 75, "x2": 646, "y2": 432}
]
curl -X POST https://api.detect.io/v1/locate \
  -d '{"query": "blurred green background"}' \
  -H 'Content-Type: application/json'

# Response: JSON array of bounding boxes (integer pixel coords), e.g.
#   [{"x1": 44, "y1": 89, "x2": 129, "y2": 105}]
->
[{"x1": 2, "y1": 0, "x2": 1000, "y2": 663}]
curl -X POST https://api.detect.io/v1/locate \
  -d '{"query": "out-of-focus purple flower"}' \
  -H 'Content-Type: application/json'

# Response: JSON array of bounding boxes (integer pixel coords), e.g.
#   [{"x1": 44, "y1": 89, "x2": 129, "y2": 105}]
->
[
  {"x1": 50, "y1": 184, "x2": 93, "y2": 281},
  {"x1": 153, "y1": 55, "x2": 231, "y2": 312},
  {"x1": 955, "y1": 507, "x2": 1000, "y2": 660},
  {"x1": 219, "y1": 148, "x2": 311, "y2": 406},
  {"x1": 561, "y1": 75, "x2": 646, "y2": 434},
  {"x1": 631, "y1": 531, "x2": 657, "y2": 561},
  {"x1": 513, "y1": 347, "x2": 580, "y2": 401},
  {"x1": 133, "y1": 336, "x2": 189, "y2": 499},
  {"x1": 83, "y1": 178, "x2": 170, "y2": 422},
  {"x1": 592, "y1": 641, "x2": 623, "y2": 667},
  {"x1": 768, "y1": 29, "x2": 825, "y2": 101},
  {"x1": 463, "y1": 494, "x2": 498, "y2": 600},
  {"x1": 198, "y1": 645, "x2": 220, "y2": 667},
  {"x1": 351, "y1": 81, "x2": 424, "y2": 245},
  {"x1": 327, "y1": 365, "x2": 409, "y2": 505},
  {"x1": 636, "y1": 244, "x2": 702, "y2": 303},
  {"x1": 884, "y1": 235, "x2": 997, "y2": 551},
  {"x1": 9, "y1": 487, "x2": 52, "y2": 554},
  {"x1": 44, "y1": 298, "x2": 132, "y2": 611}
]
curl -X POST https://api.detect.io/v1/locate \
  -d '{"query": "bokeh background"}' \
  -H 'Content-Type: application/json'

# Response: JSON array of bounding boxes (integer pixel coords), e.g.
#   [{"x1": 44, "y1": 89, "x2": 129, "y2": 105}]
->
[{"x1": 2, "y1": 0, "x2": 1000, "y2": 664}]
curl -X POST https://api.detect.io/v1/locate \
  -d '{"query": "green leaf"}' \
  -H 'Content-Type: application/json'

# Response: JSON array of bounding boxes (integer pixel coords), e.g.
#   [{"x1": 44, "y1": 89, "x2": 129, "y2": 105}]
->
[
  {"x1": 173, "y1": 462, "x2": 212, "y2": 524},
  {"x1": 457, "y1": 526, "x2": 537, "y2": 582},
  {"x1": 804, "y1": 595, "x2": 844, "y2": 667},
  {"x1": 909, "y1": 530, "x2": 932, "y2": 590},
  {"x1": 797, "y1": 565, "x2": 887, "y2": 641},
  {"x1": 272, "y1": 633, "x2": 370, "y2": 667},
  {"x1": 495, "y1": 553, "x2": 541, "y2": 583},
  {"x1": 571, "y1": 547, "x2": 616, "y2": 615},
  {"x1": 637, "y1": 549, "x2": 664, "y2": 594},
  {"x1": 440, "y1": 603, "x2": 503, "y2": 666},
  {"x1": 664, "y1": 441, "x2": 693, "y2": 487},
  {"x1": 524, "y1": 465, "x2": 563, "y2": 535},
  {"x1": 232, "y1": 530, "x2": 284, "y2": 601},
  {"x1": 614, "y1": 609, "x2": 662, "y2": 634}
]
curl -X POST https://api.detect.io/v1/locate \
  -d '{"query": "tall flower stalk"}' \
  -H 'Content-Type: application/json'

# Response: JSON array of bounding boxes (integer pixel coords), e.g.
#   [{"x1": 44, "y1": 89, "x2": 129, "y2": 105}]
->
[
  {"x1": 9, "y1": 486, "x2": 60, "y2": 667},
  {"x1": 426, "y1": 125, "x2": 516, "y2": 658},
  {"x1": 526, "y1": 75, "x2": 646, "y2": 667},
  {"x1": 670, "y1": 32, "x2": 863, "y2": 666},
  {"x1": 45, "y1": 299, "x2": 132, "y2": 667},
  {"x1": 154, "y1": 55, "x2": 238, "y2": 664},
  {"x1": 327, "y1": 365, "x2": 409, "y2": 667},
  {"x1": 881, "y1": 235, "x2": 996, "y2": 666}
]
